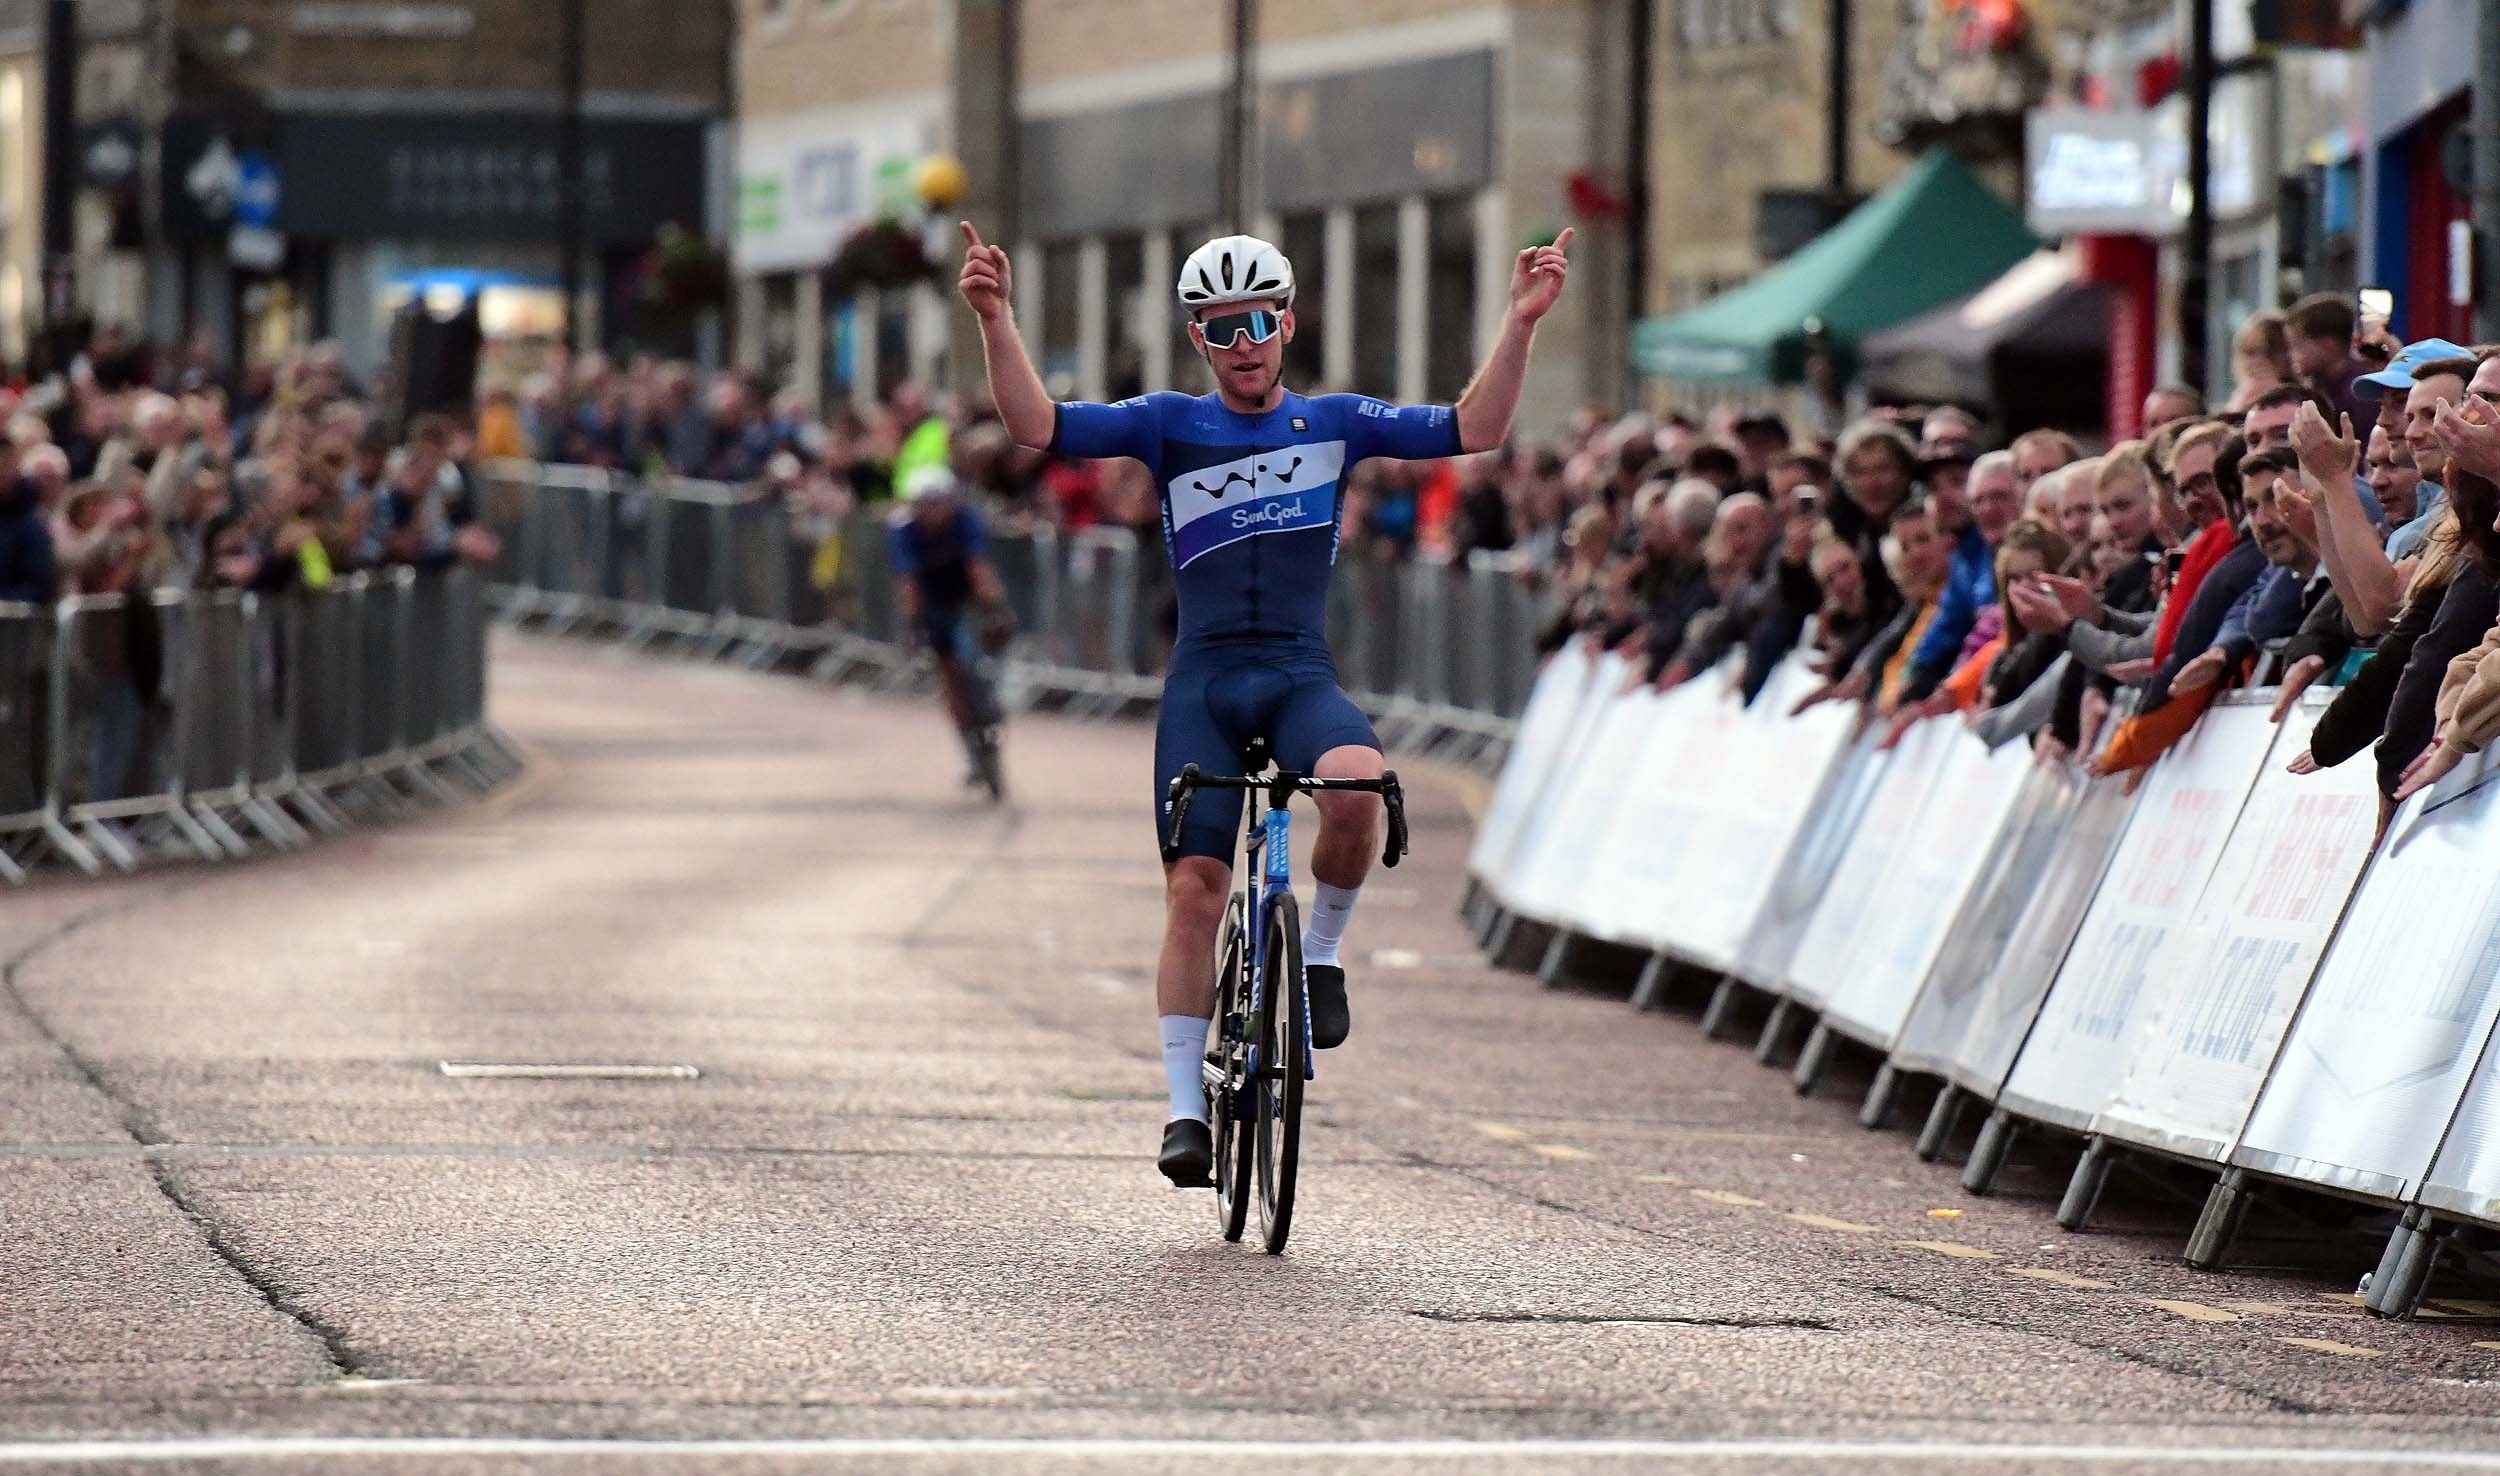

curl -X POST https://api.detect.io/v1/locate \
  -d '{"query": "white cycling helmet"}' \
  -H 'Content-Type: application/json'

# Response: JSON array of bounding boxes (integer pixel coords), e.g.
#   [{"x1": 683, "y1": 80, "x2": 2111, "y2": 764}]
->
[{"x1": 1176, "y1": 234, "x2": 1295, "y2": 311}]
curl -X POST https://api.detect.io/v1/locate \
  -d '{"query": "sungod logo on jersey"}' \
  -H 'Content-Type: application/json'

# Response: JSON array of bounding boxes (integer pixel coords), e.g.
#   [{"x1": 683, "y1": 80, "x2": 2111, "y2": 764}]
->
[{"x1": 1166, "y1": 440, "x2": 1346, "y2": 569}]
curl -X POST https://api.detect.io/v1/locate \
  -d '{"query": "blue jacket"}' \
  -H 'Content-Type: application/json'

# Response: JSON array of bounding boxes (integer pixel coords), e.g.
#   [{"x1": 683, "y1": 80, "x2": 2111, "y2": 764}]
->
[
  {"x1": 0, "y1": 478, "x2": 56, "y2": 605},
  {"x1": 1904, "y1": 521, "x2": 1995, "y2": 697}
]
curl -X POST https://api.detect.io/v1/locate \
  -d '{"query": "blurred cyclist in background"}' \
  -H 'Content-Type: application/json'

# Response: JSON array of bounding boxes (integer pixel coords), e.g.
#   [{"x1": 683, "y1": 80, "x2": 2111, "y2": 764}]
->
[{"x1": 889, "y1": 465, "x2": 1015, "y2": 797}]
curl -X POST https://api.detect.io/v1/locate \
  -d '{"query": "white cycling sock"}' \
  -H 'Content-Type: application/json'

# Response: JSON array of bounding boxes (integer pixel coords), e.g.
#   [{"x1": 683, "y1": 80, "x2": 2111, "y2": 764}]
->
[
  {"x1": 1160, "y1": 1014, "x2": 1210, "y2": 1123},
  {"x1": 1302, "y1": 881, "x2": 1360, "y2": 967}
]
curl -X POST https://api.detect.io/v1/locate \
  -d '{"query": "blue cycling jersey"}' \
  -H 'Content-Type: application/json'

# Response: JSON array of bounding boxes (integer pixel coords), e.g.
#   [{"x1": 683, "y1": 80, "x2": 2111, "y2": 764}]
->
[
  {"x1": 887, "y1": 502, "x2": 990, "y2": 610},
  {"x1": 1050, "y1": 390, "x2": 1462, "y2": 654}
]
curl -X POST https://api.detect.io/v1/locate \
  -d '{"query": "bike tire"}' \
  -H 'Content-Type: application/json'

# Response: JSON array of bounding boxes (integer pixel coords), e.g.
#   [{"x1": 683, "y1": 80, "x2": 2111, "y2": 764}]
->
[
  {"x1": 973, "y1": 726, "x2": 1005, "y2": 803},
  {"x1": 1211, "y1": 896, "x2": 1254, "y2": 1243},
  {"x1": 1255, "y1": 892, "x2": 1306, "y2": 1255}
]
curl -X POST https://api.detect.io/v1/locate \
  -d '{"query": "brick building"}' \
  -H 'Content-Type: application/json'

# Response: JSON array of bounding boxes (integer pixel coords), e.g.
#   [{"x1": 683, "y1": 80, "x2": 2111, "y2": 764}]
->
[
  {"x1": 734, "y1": 0, "x2": 1641, "y2": 437},
  {"x1": 1644, "y1": 0, "x2": 1914, "y2": 321},
  {"x1": 0, "y1": 0, "x2": 733, "y2": 375}
]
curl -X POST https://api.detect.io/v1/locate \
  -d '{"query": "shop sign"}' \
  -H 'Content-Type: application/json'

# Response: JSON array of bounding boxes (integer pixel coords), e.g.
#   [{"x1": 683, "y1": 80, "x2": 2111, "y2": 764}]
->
[
  {"x1": 737, "y1": 107, "x2": 934, "y2": 273},
  {"x1": 2026, "y1": 78, "x2": 2267, "y2": 237}
]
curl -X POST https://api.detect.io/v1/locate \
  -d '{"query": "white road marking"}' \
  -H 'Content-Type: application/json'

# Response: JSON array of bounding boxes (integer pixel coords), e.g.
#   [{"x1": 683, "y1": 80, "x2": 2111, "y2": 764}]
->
[
  {"x1": 436, "y1": 1063, "x2": 701, "y2": 1080},
  {"x1": 0, "y1": 1437, "x2": 2496, "y2": 1467}
]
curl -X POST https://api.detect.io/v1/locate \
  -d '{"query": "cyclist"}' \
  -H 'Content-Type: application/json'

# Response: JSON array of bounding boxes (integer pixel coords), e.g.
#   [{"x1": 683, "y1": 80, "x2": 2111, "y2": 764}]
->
[
  {"x1": 957, "y1": 220, "x2": 1572, "y2": 1187},
  {"x1": 889, "y1": 464, "x2": 1015, "y2": 789}
]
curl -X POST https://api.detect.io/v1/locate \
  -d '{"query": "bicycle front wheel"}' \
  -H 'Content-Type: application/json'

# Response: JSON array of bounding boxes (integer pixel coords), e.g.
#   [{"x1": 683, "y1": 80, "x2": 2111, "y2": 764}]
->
[
  {"x1": 1211, "y1": 895, "x2": 1253, "y2": 1243},
  {"x1": 1255, "y1": 892, "x2": 1306, "y2": 1255}
]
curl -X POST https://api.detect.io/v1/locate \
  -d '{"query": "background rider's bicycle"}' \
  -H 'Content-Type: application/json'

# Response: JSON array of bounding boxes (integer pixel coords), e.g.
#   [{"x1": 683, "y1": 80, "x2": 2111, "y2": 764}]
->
[{"x1": 1164, "y1": 745, "x2": 1408, "y2": 1253}]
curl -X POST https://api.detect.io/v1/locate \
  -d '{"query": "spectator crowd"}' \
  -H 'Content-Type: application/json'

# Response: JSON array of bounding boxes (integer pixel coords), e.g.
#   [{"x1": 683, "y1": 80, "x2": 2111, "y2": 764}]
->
[
  {"x1": 27, "y1": 282, "x2": 2500, "y2": 832},
  {"x1": 1482, "y1": 290, "x2": 2500, "y2": 833},
  {"x1": 337, "y1": 286, "x2": 2500, "y2": 832},
  {"x1": 0, "y1": 332, "x2": 501, "y2": 809}
]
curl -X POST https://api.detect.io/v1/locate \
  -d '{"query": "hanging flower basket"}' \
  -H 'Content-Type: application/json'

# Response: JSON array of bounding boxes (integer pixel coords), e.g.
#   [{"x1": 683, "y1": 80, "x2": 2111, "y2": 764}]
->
[
  {"x1": 826, "y1": 219, "x2": 940, "y2": 299},
  {"x1": 637, "y1": 223, "x2": 731, "y2": 315}
]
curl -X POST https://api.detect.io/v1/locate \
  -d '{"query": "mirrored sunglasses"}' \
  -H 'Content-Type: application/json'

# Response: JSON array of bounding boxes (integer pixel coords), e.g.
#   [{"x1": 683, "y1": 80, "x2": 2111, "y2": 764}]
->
[{"x1": 1197, "y1": 309, "x2": 1279, "y2": 351}]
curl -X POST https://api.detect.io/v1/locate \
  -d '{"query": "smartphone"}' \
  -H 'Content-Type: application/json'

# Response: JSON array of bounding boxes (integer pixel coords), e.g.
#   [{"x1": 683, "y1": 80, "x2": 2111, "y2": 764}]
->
[{"x1": 2358, "y1": 286, "x2": 2395, "y2": 321}]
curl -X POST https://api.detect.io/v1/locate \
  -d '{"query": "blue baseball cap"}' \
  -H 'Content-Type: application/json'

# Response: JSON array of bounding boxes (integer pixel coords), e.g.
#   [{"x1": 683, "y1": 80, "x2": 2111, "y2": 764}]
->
[{"x1": 2354, "y1": 337, "x2": 2476, "y2": 401}]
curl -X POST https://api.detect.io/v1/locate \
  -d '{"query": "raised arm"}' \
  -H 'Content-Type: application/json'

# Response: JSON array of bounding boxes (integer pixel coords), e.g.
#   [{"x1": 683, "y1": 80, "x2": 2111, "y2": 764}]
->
[
  {"x1": 1454, "y1": 229, "x2": 1573, "y2": 454},
  {"x1": 2292, "y1": 404, "x2": 2401, "y2": 634},
  {"x1": 957, "y1": 222, "x2": 1055, "y2": 451}
]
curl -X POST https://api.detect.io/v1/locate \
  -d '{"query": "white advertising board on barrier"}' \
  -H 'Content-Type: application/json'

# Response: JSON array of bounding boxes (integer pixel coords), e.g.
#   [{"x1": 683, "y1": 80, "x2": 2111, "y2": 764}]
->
[
  {"x1": 1496, "y1": 653, "x2": 1644, "y2": 922},
  {"x1": 1572, "y1": 674, "x2": 1740, "y2": 944},
  {"x1": 1888, "y1": 759, "x2": 2094, "y2": 1079},
  {"x1": 1469, "y1": 640, "x2": 1599, "y2": 894},
  {"x1": 2418, "y1": 1018, "x2": 2500, "y2": 1228},
  {"x1": 1997, "y1": 699, "x2": 2280, "y2": 1131},
  {"x1": 1658, "y1": 660, "x2": 1861, "y2": 973},
  {"x1": 2235, "y1": 749, "x2": 2500, "y2": 1203},
  {"x1": 1734, "y1": 734, "x2": 1888, "y2": 992},
  {"x1": 1821, "y1": 729, "x2": 2036, "y2": 1049},
  {"x1": 2089, "y1": 692, "x2": 2381, "y2": 1162},
  {"x1": 1783, "y1": 718, "x2": 1958, "y2": 1009},
  {"x1": 1937, "y1": 773, "x2": 2140, "y2": 1097}
]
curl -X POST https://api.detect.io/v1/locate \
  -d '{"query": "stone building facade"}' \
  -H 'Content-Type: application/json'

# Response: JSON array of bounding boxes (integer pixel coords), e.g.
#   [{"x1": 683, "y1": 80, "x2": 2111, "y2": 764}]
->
[{"x1": 735, "y1": 0, "x2": 1637, "y2": 437}]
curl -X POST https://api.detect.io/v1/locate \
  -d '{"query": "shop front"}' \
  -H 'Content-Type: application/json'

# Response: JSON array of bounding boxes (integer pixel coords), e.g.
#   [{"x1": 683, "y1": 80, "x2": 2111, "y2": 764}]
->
[{"x1": 160, "y1": 109, "x2": 711, "y2": 379}]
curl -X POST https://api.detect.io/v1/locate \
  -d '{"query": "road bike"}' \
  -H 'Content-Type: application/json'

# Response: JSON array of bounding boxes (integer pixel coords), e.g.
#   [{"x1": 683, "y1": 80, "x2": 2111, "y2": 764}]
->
[
  {"x1": 1163, "y1": 741, "x2": 1408, "y2": 1253},
  {"x1": 930, "y1": 610, "x2": 1010, "y2": 803}
]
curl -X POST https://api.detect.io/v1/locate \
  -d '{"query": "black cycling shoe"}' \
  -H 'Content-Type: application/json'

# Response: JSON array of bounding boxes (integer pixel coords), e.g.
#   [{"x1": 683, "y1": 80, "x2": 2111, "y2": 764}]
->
[
  {"x1": 1305, "y1": 964, "x2": 1350, "y2": 1049},
  {"x1": 1158, "y1": 1117, "x2": 1213, "y2": 1187}
]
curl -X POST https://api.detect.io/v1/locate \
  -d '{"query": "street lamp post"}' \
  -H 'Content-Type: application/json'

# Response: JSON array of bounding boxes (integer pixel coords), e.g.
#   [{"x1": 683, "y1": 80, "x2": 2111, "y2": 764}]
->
[
  {"x1": 2180, "y1": 0, "x2": 2215, "y2": 397},
  {"x1": 556, "y1": 0, "x2": 585, "y2": 355},
  {"x1": 39, "y1": 0, "x2": 75, "y2": 359},
  {"x1": 1220, "y1": 0, "x2": 1256, "y2": 231},
  {"x1": 2476, "y1": 0, "x2": 2500, "y2": 341}
]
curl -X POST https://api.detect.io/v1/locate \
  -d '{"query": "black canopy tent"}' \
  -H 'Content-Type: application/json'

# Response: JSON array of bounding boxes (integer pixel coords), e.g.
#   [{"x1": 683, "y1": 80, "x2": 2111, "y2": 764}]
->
[{"x1": 1859, "y1": 250, "x2": 2110, "y2": 434}]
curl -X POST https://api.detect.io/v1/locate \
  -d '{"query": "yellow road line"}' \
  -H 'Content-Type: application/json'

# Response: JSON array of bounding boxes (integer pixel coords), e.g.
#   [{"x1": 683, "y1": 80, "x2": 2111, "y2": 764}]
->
[
  {"x1": 1692, "y1": 1189, "x2": 1768, "y2": 1208},
  {"x1": 2276, "y1": 1337, "x2": 2382, "y2": 1359},
  {"x1": 2143, "y1": 1299, "x2": 2242, "y2": 1324},
  {"x1": 1786, "y1": 1212, "x2": 1877, "y2": 1233},
  {"x1": 1898, "y1": 1239, "x2": 1998, "y2": 1260},
  {"x1": 1531, "y1": 1143, "x2": 1593, "y2": 1161},
  {"x1": 2004, "y1": 1267, "x2": 2114, "y2": 1290},
  {"x1": 1473, "y1": 1122, "x2": 1528, "y2": 1142}
]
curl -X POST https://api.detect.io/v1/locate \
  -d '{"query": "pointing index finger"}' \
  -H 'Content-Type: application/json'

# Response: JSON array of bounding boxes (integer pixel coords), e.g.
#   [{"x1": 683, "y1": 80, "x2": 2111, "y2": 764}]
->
[
  {"x1": 959, "y1": 220, "x2": 985, "y2": 251},
  {"x1": 1552, "y1": 227, "x2": 1575, "y2": 254}
]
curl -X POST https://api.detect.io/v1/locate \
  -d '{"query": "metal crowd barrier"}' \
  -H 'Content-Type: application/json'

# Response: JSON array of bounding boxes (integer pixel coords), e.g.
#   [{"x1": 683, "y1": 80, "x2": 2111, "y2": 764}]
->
[
  {"x1": 0, "y1": 568, "x2": 518, "y2": 886},
  {"x1": 1468, "y1": 638, "x2": 2500, "y2": 1325},
  {"x1": 478, "y1": 459, "x2": 1544, "y2": 759}
]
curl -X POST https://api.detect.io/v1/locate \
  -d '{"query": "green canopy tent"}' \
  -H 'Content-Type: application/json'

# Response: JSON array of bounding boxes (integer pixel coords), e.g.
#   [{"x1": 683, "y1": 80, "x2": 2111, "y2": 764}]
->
[{"x1": 1631, "y1": 150, "x2": 2038, "y2": 387}]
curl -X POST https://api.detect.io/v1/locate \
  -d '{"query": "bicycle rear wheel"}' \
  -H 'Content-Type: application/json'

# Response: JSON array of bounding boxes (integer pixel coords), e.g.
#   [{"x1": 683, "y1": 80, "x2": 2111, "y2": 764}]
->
[
  {"x1": 1210, "y1": 896, "x2": 1254, "y2": 1242},
  {"x1": 1255, "y1": 892, "x2": 1306, "y2": 1254},
  {"x1": 971, "y1": 724, "x2": 1005, "y2": 802}
]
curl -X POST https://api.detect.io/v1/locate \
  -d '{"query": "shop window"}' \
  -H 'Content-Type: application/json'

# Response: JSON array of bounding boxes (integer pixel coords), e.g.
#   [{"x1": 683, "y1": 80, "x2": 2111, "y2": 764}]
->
[
  {"x1": 757, "y1": 272, "x2": 798, "y2": 390},
  {"x1": 1280, "y1": 211, "x2": 1325, "y2": 387},
  {"x1": 1101, "y1": 232, "x2": 1144, "y2": 400},
  {"x1": 1352, "y1": 202, "x2": 1399, "y2": 398},
  {"x1": 1427, "y1": 197, "x2": 1477, "y2": 403},
  {"x1": 1171, "y1": 220, "x2": 1216, "y2": 392},
  {"x1": 1030, "y1": 241, "x2": 1076, "y2": 396}
]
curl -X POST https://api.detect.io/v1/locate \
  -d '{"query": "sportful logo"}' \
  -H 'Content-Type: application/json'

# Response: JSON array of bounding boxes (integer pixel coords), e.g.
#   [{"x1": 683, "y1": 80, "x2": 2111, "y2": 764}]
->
[{"x1": 1167, "y1": 440, "x2": 1346, "y2": 569}]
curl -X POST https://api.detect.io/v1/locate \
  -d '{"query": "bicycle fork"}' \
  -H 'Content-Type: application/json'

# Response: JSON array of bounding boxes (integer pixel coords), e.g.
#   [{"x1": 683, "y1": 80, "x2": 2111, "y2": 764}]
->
[{"x1": 1248, "y1": 806, "x2": 1314, "y2": 1084}]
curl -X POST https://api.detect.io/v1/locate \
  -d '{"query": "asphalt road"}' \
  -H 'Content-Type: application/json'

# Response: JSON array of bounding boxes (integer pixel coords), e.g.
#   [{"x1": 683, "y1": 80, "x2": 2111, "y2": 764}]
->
[{"x1": 7, "y1": 633, "x2": 2500, "y2": 1474}]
